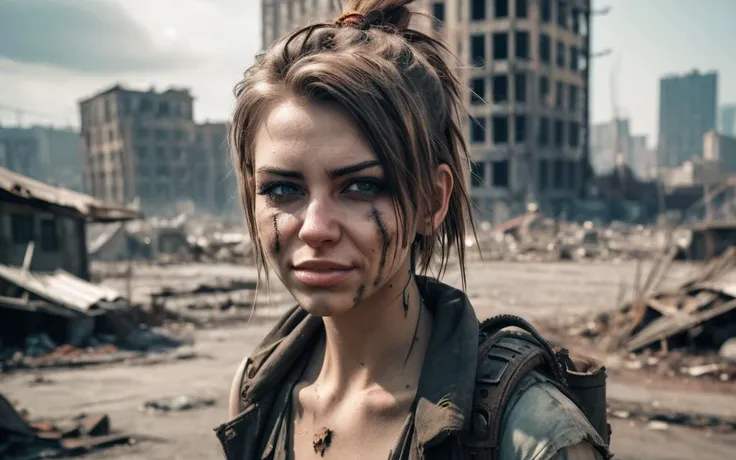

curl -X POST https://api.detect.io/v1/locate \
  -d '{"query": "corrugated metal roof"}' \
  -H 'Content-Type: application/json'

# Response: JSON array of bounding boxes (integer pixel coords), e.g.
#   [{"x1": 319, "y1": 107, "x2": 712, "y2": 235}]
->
[
  {"x1": 0, "y1": 165, "x2": 141, "y2": 222},
  {"x1": 0, "y1": 264, "x2": 123, "y2": 313}
]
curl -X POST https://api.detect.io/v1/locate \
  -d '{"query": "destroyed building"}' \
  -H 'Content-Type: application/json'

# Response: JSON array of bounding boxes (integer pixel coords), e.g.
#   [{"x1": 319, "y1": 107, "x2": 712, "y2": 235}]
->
[
  {"x1": 0, "y1": 165, "x2": 144, "y2": 352},
  {"x1": 0, "y1": 165, "x2": 140, "y2": 280}
]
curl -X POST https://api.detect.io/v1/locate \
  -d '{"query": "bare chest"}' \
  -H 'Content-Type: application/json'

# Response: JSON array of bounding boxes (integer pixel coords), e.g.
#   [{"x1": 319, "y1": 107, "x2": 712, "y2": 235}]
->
[
  {"x1": 291, "y1": 409, "x2": 409, "y2": 460},
  {"x1": 289, "y1": 385, "x2": 413, "y2": 460}
]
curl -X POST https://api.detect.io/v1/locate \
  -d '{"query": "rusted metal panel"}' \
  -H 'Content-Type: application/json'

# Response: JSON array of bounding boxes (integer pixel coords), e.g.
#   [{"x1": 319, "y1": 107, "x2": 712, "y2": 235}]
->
[
  {"x1": 0, "y1": 165, "x2": 142, "y2": 222},
  {"x1": 0, "y1": 264, "x2": 122, "y2": 313}
]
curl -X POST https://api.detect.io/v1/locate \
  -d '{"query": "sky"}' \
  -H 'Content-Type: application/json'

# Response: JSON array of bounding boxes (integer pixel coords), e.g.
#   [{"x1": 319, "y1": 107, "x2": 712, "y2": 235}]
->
[{"x1": 0, "y1": 0, "x2": 734, "y2": 149}]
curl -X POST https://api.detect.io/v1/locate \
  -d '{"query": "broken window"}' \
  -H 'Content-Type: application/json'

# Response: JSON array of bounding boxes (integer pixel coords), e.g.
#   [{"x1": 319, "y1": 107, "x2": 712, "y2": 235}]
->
[
  {"x1": 471, "y1": 0, "x2": 486, "y2": 21},
  {"x1": 539, "y1": 117, "x2": 550, "y2": 146},
  {"x1": 557, "y1": 0, "x2": 568, "y2": 28},
  {"x1": 470, "y1": 116, "x2": 486, "y2": 143},
  {"x1": 492, "y1": 160, "x2": 509, "y2": 187},
  {"x1": 556, "y1": 81, "x2": 564, "y2": 108},
  {"x1": 471, "y1": 34, "x2": 486, "y2": 66},
  {"x1": 432, "y1": 2, "x2": 445, "y2": 29},
  {"x1": 570, "y1": 46, "x2": 579, "y2": 71},
  {"x1": 471, "y1": 78, "x2": 486, "y2": 105},
  {"x1": 572, "y1": 7, "x2": 580, "y2": 34},
  {"x1": 553, "y1": 159, "x2": 564, "y2": 188},
  {"x1": 516, "y1": 0, "x2": 528, "y2": 18},
  {"x1": 569, "y1": 121, "x2": 579, "y2": 147},
  {"x1": 541, "y1": 0, "x2": 551, "y2": 22},
  {"x1": 514, "y1": 73, "x2": 526, "y2": 102},
  {"x1": 493, "y1": 115, "x2": 509, "y2": 144},
  {"x1": 515, "y1": 115, "x2": 526, "y2": 142},
  {"x1": 11, "y1": 213, "x2": 34, "y2": 245},
  {"x1": 493, "y1": 32, "x2": 508, "y2": 60},
  {"x1": 471, "y1": 161, "x2": 486, "y2": 187},
  {"x1": 495, "y1": 0, "x2": 509, "y2": 18},
  {"x1": 493, "y1": 75, "x2": 508, "y2": 102},
  {"x1": 540, "y1": 34, "x2": 551, "y2": 64},
  {"x1": 40, "y1": 219, "x2": 59, "y2": 252},
  {"x1": 540, "y1": 76, "x2": 550, "y2": 106},
  {"x1": 515, "y1": 31, "x2": 529, "y2": 59},
  {"x1": 539, "y1": 159, "x2": 549, "y2": 190},
  {"x1": 569, "y1": 85, "x2": 578, "y2": 111},
  {"x1": 554, "y1": 119, "x2": 564, "y2": 147},
  {"x1": 556, "y1": 40, "x2": 566, "y2": 68}
]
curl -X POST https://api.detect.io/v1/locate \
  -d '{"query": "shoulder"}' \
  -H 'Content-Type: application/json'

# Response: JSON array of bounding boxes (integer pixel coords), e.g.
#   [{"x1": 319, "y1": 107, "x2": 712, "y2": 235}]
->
[
  {"x1": 498, "y1": 372, "x2": 607, "y2": 460},
  {"x1": 228, "y1": 305, "x2": 319, "y2": 417}
]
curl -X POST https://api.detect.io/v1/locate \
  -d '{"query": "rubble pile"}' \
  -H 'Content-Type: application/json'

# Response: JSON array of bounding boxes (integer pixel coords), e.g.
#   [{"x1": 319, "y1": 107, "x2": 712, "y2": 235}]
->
[
  {"x1": 607, "y1": 398, "x2": 736, "y2": 433},
  {"x1": 0, "y1": 266, "x2": 183, "y2": 372},
  {"x1": 567, "y1": 247, "x2": 736, "y2": 380},
  {"x1": 0, "y1": 393, "x2": 134, "y2": 459},
  {"x1": 468, "y1": 213, "x2": 670, "y2": 263}
]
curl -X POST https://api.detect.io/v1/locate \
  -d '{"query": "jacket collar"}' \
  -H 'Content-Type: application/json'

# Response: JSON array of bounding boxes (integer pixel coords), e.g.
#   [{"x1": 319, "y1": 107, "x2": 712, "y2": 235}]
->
[{"x1": 243, "y1": 277, "x2": 479, "y2": 448}]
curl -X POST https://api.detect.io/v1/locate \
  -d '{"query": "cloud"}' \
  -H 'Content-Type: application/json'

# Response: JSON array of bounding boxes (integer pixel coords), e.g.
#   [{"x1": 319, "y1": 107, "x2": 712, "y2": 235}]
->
[{"x1": 0, "y1": 0, "x2": 198, "y2": 73}]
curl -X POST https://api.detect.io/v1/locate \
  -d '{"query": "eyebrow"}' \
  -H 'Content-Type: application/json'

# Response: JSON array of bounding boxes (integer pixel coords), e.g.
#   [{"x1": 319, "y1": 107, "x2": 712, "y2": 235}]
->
[{"x1": 256, "y1": 160, "x2": 382, "y2": 180}]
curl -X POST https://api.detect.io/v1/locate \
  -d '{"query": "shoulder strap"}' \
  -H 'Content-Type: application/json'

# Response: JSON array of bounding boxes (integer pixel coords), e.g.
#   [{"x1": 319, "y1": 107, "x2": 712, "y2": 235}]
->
[{"x1": 462, "y1": 315, "x2": 570, "y2": 460}]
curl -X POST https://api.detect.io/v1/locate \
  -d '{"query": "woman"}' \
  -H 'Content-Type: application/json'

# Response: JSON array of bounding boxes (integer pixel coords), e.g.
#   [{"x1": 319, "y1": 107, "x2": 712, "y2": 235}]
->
[{"x1": 216, "y1": 1, "x2": 609, "y2": 459}]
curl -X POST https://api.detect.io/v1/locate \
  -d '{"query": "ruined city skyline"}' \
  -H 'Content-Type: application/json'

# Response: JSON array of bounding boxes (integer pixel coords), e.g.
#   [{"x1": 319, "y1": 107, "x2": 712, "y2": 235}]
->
[{"x1": 0, "y1": 0, "x2": 735, "y2": 146}]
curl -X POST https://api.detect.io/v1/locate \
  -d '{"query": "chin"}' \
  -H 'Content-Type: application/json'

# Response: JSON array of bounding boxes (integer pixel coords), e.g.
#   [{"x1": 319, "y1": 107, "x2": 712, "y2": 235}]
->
[{"x1": 290, "y1": 290, "x2": 360, "y2": 317}]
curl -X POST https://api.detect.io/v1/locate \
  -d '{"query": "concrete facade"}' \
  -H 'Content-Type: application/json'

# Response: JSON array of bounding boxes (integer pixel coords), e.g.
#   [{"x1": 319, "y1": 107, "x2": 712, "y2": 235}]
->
[
  {"x1": 260, "y1": 0, "x2": 591, "y2": 223},
  {"x1": 79, "y1": 85, "x2": 235, "y2": 217},
  {"x1": 720, "y1": 104, "x2": 736, "y2": 137},
  {"x1": 0, "y1": 127, "x2": 41, "y2": 180},
  {"x1": 658, "y1": 70, "x2": 718, "y2": 169},
  {"x1": 703, "y1": 130, "x2": 736, "y2": 173}
]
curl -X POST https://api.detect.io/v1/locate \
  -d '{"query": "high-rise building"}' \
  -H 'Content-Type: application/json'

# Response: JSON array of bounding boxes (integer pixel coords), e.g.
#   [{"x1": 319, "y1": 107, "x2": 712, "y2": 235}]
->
[
  {"x1": 590, "y1": 118, "x2": 632, "y2": 175},
  {"x1": 720, "y1": 104, "x2": 736, "y2": 137},
  {"x1": 703, "y1": 130, "x2": 736, "y2": 173},
  {"x1": 193, "y1": 122, "x2": 239, "y2": 215},
  {"x1": 260, "y1": 0, "x2": 591, "y2": 223},
  {"x1": 0, "y1": 127, "x2": 41, "y2": 180},
  {"x1": 0, "y1": 126, "x2": 85, "y2": 191},
  {"x1": 657, "y1": 70, "x2": 718, "y2": 169},
  {"x1": 79, "y1": 85, "x2": 235, "y2": 217}
]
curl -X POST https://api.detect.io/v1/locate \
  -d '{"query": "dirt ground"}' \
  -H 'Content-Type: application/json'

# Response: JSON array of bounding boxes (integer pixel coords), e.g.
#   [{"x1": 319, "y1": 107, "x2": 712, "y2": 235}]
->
[{"x1": 3, "y1": 260, "x2": 735, "y2": 459}]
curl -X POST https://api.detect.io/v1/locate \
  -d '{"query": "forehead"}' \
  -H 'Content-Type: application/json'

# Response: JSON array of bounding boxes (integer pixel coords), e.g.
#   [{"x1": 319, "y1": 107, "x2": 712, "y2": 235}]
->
[{"x1": 253, "y1": 100, "x2": 378, "y2": 169}]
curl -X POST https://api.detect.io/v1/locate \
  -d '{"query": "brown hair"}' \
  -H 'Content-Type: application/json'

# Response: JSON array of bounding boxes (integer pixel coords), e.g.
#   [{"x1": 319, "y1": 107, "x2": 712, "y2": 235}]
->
[{"x1": 230, "y1": 0, "x2": 476, "y2": 287}]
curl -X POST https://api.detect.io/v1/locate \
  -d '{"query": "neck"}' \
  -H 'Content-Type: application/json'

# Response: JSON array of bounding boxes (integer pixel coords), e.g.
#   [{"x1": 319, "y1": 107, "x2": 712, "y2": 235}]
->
[{"x1": 317, "y1": 269, "x2": 433, "y2": 393}]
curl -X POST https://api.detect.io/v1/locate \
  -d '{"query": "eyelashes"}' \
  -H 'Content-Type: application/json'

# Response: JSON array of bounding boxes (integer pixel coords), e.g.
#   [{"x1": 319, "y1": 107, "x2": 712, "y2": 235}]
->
[{"x1": 256, "y1": 177, "x2": 390, "y2": 205}]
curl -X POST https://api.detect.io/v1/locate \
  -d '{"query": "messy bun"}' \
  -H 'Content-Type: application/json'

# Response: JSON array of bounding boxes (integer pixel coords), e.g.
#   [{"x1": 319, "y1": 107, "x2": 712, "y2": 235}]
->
[
  {"x1": 336, "y1": 0, "x2": 413, "y2": 30},
  {"x1": 231, "y1": 0, "x2": 476, "y2": 288}
]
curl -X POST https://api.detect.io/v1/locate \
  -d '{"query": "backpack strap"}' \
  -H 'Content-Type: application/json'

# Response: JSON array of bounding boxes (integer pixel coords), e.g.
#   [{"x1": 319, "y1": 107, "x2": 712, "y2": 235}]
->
[{"x1": 462, "y1": 315, "x2": 571, "y2": 460}]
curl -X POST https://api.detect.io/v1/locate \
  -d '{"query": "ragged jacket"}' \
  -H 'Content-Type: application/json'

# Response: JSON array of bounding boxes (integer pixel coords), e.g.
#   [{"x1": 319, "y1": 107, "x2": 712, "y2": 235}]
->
[{"x1": 214, "y1": 277, "x2": 608, "y2": 459}]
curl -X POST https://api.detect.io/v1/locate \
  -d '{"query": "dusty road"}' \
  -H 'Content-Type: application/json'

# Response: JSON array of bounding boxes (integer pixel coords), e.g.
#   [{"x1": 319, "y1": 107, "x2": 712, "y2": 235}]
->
[{"x1": 3, "y1": 260, "x2": 735, "y2": 459}]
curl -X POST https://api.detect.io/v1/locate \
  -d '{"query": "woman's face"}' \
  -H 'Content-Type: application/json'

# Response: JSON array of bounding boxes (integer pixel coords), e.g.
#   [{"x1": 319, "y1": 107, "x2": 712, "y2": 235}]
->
[{"x1": 252, "y1": 100, "x2": 413, "y2": 317}]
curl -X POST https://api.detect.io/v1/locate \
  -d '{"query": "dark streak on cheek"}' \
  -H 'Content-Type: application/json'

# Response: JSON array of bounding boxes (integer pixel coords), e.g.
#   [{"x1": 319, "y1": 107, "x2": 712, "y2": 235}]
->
[
  {"x1": 271, "y1": 214, "x2": 281, "y2": 254},
  {"x1": 371, "y1": 207, "x2": 390, "y2": 286},
  {"x1": 353, "y1": 284, "x2": 365, "y2": 307}
]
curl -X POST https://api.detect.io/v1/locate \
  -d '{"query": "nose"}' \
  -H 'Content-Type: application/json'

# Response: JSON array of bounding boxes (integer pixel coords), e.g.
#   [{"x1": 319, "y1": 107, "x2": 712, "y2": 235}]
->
[{"x1": 298, "y1": 198, "x2": 341, "y2": 248}]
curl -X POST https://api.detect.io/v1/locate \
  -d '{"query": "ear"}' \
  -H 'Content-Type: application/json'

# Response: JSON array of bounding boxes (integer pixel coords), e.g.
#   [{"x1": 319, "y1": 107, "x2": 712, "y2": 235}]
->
[{"x1": 417, "y1": 163, "x2": 454, "y2": 235}]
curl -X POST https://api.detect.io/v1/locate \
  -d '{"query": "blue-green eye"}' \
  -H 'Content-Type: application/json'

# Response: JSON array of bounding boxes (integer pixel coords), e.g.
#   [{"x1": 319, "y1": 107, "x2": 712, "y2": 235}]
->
[
  {"x1": 344, "y1": 178, "x2": 387, "y2": 197},
  {"x1": 257, "y1": 181, "x2": 303, "y2": 203}
]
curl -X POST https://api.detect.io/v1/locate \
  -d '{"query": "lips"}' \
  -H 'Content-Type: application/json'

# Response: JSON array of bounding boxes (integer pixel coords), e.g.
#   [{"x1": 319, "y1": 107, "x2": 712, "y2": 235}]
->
[{"x1": 291, "y1": 260, "x2": 354, "y2": 287}]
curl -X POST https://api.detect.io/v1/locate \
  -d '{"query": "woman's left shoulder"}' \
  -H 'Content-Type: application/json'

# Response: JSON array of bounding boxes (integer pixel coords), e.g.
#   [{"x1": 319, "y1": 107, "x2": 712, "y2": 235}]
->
[{"x1": 498, "y1": 372, "x2": 609, "y2": 460}]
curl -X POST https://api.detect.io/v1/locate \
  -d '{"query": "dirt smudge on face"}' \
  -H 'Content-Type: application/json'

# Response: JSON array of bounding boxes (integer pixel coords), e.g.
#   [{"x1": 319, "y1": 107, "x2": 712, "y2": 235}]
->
[
  {"x1": 353, "y1": 284, "x2": 365, "y2": 307},
  {"x1": 271, "y1": 214, "x2": 281, "y2": 254},
  {"x1": 370, "y1": 207, "x2": 390, "y2": 286}
]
